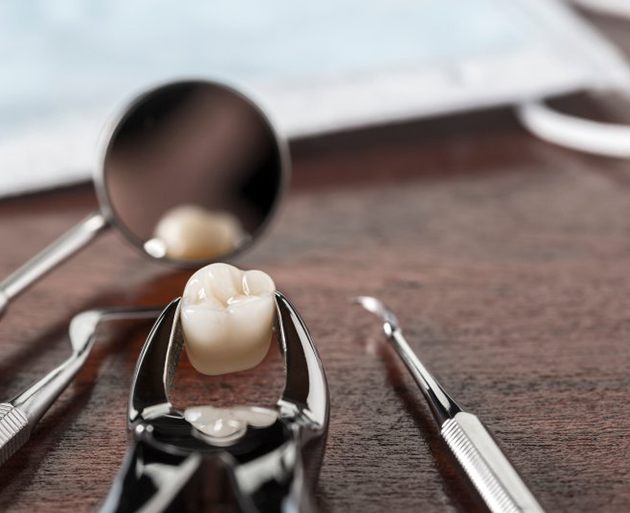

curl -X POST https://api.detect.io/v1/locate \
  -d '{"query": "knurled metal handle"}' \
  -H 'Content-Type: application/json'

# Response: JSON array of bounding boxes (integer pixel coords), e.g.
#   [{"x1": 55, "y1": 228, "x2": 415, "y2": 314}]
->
[
  {"x1": 0, "y1": 403, "x2": 30, "y2": 466},
  {"x1": 441, "y1": 412, "x2": 545, "y2": 513}
]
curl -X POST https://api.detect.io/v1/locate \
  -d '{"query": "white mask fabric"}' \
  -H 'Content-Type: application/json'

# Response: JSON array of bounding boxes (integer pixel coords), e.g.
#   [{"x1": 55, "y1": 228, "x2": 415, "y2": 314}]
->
[{"x1": 1, "y1": 0, "x2": 629, "y2": 197}]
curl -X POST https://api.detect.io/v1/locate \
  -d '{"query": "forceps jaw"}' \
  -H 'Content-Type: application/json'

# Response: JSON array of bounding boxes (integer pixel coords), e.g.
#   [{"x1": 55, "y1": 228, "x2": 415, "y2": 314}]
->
[
  {"x1": 128, "y1": 293, "x2": 330, "y2": 433},
  {"x1": 128, "y1": 298, "x2": 182, "y2": 425},
  {"x1": 274, "y1": 291, "x2": 329, "y2": 433},
  {"x1": 273, "y1": 291, "x2": 329, "y2": 507},
  {"x1": 115, "y1": 291, "x2": 328, "y2": 513}
]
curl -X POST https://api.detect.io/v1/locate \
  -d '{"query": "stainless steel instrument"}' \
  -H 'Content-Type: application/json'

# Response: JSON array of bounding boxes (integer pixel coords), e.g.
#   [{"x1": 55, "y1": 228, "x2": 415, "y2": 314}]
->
[
  {"x1": 0, "y1": 79, "x2": 288, "y2": 319},
  {"x1": 355, "y1": 296, "x2": 545, "y2": 513},
  {"x1": 0, "y1": 307, "x2": 161, "y2": 466},
  {"x1": 100, "y1": 291, "x2": 329, "y2": 513}
]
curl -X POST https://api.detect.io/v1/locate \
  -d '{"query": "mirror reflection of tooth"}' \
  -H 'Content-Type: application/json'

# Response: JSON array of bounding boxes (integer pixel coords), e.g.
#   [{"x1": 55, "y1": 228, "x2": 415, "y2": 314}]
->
[
  {"x1": 184, "y1": 405, "x2": 278, "y2": 445},
  {"x1": 181, "y1": 263, "x2": 276, "y2": 375},
  {"x1": 153, "y1": 205, "x2": 245, "y2": 261},
  {"x1": 185, "y1": 407, "x2": 246, "y2": 440}
]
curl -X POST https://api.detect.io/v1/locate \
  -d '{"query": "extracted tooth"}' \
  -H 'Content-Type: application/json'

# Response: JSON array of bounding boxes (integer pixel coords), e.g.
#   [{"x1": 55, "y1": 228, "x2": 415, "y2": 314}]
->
[
  {"x1": 153, "y1": 205, "x2": 244, "y2": 261},
  {"x1": 181, "y1": 263, "x2": 276, "y2": 375}
]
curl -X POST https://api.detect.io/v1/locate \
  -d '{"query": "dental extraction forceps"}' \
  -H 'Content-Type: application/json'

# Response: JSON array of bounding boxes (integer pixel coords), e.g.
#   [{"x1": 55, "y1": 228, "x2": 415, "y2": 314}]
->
[
  {"x1": 0, "y1": 307, "x2": 160, "y2": 465},
  {"x1": 101, "y1": 291, "x2": 329, "y2": 513},
  {"x1": 356, "y1": 296, "x2": 545, "y2": 513}
]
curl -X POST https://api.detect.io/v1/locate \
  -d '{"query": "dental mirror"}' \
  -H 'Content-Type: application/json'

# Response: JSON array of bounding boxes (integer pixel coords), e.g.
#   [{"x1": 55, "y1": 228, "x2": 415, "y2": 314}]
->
[{"x1": 0, "y1": 79, "x2": 288, "y2": 317}]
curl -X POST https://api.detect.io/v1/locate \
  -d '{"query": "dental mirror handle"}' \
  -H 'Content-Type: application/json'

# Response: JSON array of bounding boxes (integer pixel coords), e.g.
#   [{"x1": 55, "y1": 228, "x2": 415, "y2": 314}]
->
[
  {"x1": 389, "y1": 327, "x2": 545, "y2": 513},
  {"x1": 0, "y1": 211, "x2": 108, "y2": 317}
]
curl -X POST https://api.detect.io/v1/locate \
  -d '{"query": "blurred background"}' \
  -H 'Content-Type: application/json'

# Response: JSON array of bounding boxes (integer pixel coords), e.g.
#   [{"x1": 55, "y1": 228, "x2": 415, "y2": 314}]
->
[
  {"x1": 2, "y1": 2, "x2": 630, "y2": 512},
  {"x1": 2, "y1": 0, "x2": 629, "y2": 196}
]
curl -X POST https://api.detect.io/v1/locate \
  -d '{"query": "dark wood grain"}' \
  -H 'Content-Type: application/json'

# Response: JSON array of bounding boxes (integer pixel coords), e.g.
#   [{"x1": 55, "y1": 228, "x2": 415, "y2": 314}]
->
[{"x1": 2, "y1": 12, "x2": 630, "y2": 513}]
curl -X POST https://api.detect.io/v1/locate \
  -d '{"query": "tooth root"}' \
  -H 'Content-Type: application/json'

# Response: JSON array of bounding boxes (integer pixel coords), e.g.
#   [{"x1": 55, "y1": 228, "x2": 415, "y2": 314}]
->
[{"x1": 181, "y1": 263, "x2": 276, "y2": 375}]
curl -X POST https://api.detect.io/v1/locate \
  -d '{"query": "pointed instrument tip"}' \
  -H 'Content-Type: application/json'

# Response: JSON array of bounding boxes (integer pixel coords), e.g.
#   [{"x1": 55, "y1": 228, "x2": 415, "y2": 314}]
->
[{"x1": 353, "y1": 296, "x2": 400, "y2": 335}]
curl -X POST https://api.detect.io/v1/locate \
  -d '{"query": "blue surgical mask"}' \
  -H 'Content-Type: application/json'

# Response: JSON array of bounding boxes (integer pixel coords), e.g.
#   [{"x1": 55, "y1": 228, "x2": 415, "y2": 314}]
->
[{"x1": 0, "y1": 0, "x2": 629, "y2": 196}]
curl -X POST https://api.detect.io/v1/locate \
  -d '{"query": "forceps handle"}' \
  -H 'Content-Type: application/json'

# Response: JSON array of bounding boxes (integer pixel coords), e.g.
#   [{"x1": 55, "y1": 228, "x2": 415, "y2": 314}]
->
[
  {"x1": 0, "y1": 352, "x2": 86, "y2": 466},
  {"x1": 441, "y1": 412, "x2": 545, "y2": 513},
  {"x1": 0, "y1": 404, "x2": 30, "y2": 466}
]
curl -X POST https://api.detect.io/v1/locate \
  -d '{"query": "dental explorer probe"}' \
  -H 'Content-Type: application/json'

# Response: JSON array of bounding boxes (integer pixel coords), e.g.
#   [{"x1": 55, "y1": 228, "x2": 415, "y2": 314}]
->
[{"x1": 355, "y1": 296, "x2": 545, "y2": 513}]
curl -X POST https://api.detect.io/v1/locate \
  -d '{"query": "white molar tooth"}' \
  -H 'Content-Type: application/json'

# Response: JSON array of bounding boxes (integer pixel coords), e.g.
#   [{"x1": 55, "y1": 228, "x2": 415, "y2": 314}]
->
[{"x1": 181, "y1": 263, "x2": 276, "y2": 376}]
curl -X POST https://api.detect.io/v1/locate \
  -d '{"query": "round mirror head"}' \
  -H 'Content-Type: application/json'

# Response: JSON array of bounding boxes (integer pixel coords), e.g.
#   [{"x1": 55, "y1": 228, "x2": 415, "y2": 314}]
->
[{"x1": 97, "y1": 80, "x2": 287, "y2": 266}]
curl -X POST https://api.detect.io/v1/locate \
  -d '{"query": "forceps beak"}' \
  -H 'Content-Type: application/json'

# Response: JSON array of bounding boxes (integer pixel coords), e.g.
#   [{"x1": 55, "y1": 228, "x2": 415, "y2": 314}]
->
[
  {"x1": 118, "y1": 292, "x2": 329, "y2": 513},
  {"x1": 275, "y1": 291, "x2": 329, "y2": 431},
  {"x1": 127, "y1": 293, "x2": 330, "y2": 432},
  {"x1": 128, "y1": 298, "x2": 182, "y2": 425}
]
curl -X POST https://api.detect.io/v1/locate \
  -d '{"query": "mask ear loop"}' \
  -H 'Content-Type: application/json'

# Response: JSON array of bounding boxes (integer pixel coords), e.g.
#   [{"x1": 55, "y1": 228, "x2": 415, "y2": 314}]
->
[
  {"x1": 517, "y1": 0, "x2": 630, "y2": 158},
  {"x1": 516, "y1": 98, "x2": 630, "y2": 159}
]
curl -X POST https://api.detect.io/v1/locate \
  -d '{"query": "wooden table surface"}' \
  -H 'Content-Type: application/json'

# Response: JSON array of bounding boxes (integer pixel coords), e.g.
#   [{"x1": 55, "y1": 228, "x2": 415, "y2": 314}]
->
[{"x1": 2, "y1": 11, "x2": 630, "y2": 513}]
